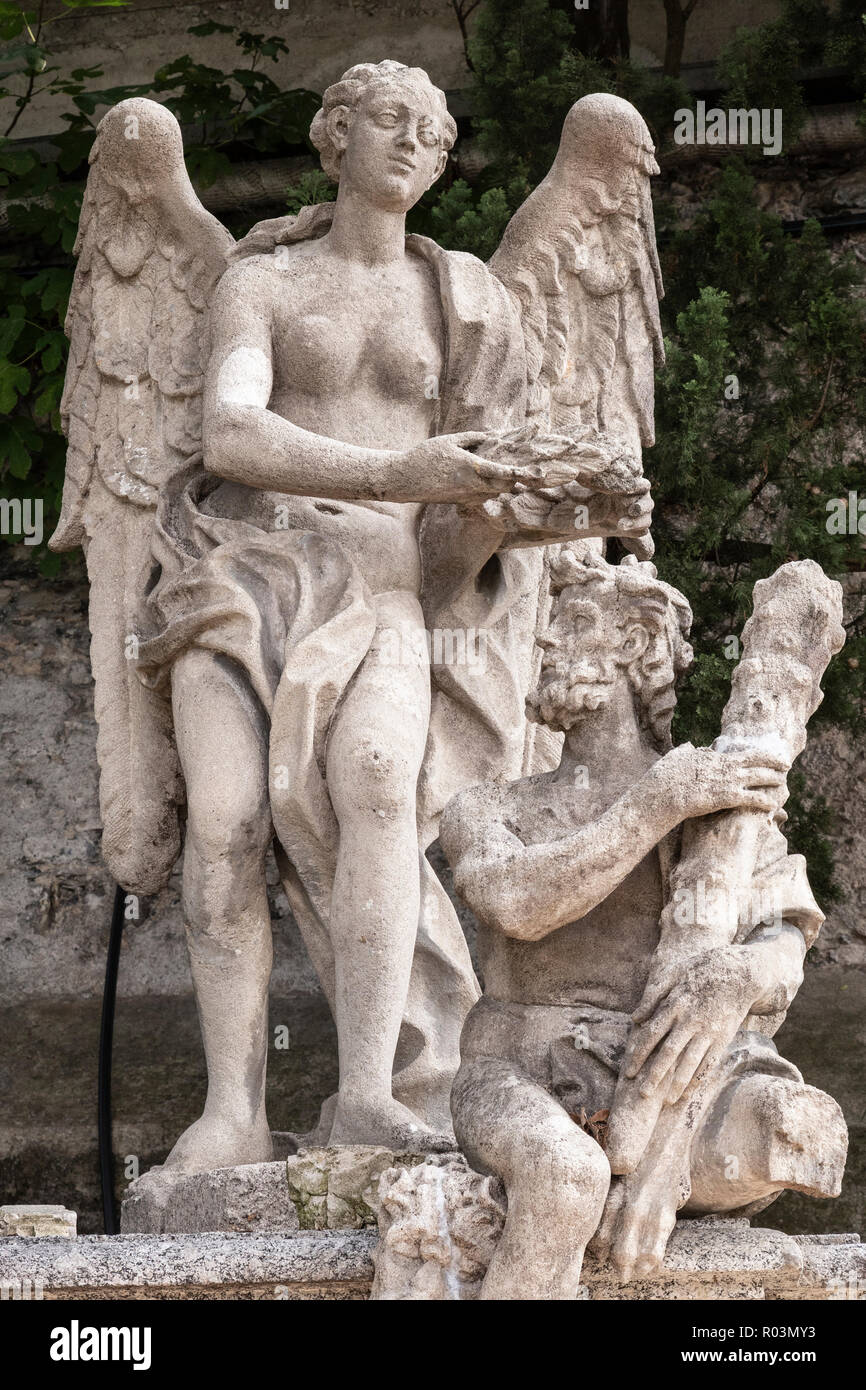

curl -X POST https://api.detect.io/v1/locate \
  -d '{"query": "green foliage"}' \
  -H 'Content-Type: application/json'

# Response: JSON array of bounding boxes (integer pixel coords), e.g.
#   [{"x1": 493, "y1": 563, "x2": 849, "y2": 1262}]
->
[
  {"x1": 716, "y1": 15, "x2": 808, "y2": 149},
  {"x1": 783, "y1": 771, "x2": 842, "y2": 904},
  {"x1": 467, "y1": 0, "x2": 577, "y2": 179},
  {"x1": 285, "y1": 170, "x2": 335, "y2": 216},
  {"x1": 647, "y1": 161, "x2": 866, "y2": 901},
  {"x1": 145, "y1": 23, "x2": 319, "y2": 186},
  {"x1": 716, "y1": 0, "x2": 866, "y2": 149},
  {"x1": 653, "y1": 162, "x2": 866, "y2": 741},
  {"x1": 466, "y1": 0, "x2": 691, "y2": 180},
  {"x1": 423, "y1": 177, "x2": 518, "y2": 258}
]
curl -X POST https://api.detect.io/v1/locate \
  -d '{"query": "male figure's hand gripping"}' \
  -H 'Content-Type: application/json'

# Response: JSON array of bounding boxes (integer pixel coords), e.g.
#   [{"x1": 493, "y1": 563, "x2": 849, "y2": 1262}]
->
[{"x1": 622, "y1": 924, "x2": 809, "y2": 1110}]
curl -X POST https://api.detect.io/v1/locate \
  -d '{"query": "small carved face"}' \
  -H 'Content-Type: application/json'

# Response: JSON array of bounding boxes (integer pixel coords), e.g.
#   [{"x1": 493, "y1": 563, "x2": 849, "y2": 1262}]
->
[
  {"x1": 531, "y1": 591, "x2": 655, "y2": 731},
  {"x1": 330, "y1": 77, "x2": 448, "y2": 211},
  {"x1": 533, "y1": 597, "x2": 619, "y2": 726}
]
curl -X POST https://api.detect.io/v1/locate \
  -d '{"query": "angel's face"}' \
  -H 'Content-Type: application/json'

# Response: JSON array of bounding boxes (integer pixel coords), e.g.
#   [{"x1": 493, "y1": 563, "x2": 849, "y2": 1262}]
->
[{"x1": 331, "y1": 77, "x2": 448, "y2": 212}]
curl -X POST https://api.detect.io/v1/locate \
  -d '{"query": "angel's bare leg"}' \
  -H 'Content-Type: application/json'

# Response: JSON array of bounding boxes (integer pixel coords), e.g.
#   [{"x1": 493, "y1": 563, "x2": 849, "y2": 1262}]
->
[
  {"x1": 452, "y1": 1057, "x2": 611, "y2": 1299},
  {"x1": 164, "y1": 649, "x2": 274, "y2": 1173},
  {"x1": 686, "y1": 1074, "x2": 847, "y2": 1215},
  {"x1": 325, "y1": 591, "x2": 446, "y2": 1149}
]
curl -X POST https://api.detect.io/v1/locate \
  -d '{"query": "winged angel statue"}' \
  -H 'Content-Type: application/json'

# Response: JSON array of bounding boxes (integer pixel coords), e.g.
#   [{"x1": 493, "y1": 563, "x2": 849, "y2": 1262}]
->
[{"x1": 50, "y1": 64, "x2": 662, "y2": 1172}]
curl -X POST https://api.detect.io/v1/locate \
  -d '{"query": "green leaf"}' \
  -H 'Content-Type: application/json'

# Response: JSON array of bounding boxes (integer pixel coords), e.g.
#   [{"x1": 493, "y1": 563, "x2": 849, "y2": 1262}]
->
[
  {"x1": 0, "y1": 314, "x2": 26, "y2": 356},
  {"x1": 0, "y1": 5, "x2": 25, "y2": 42},
  {"x1": 0, "y1": 417, "x2": 38, "y2": 477},
  {"x1": 0, "y1": 361, "x2": 30, "y2": 412},
  {"x1": 39, "y1": 336, "x2": 64, "y2": 373},
  {"x1": 33, "y1": 378, "x2": 62, "y2": 417}
]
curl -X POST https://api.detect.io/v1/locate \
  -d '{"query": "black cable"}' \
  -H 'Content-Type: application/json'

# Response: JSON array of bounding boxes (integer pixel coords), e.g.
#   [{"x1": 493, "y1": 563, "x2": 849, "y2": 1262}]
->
[{"x1": 98, "y1": 882, "x2": 126, "y2": 1235}]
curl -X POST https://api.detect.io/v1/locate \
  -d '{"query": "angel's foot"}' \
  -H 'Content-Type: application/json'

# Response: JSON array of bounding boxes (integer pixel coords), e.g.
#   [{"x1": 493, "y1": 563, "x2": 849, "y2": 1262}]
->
[
  {"x1": 162, "y1": 1112, "x2": 274, "y2": 1176},
  {"x1": 285, "y1": 1093, "x2": 339, "y2": 1151},
  {"x1": 329, "y1": 1094, "x2": 456, "y2": 1153}
]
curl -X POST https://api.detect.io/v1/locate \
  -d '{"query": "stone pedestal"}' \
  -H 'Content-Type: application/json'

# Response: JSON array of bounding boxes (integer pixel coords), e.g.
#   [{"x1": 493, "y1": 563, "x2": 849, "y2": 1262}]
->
[
  {"x1": 0, "y1": 1222, "x2": 862, "y2": 1301},
  {"x1": 120, "y1": 1147, "x2": 431, "y2": 1236},
  {"x1": 21, "y1": 1152, "x2": 843, "y2": 1300},
  {"x1": 121, "y1": 1162, "x2": 298, "y2": 1236}
]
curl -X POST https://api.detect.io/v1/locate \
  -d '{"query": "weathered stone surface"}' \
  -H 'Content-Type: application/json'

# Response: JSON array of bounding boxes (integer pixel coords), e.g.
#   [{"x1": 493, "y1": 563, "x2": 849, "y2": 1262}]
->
[
  {"x1": 372, "y1": 1156, "x2": 866, "y2": 1301},
  {"x1": 285, "y1": 1147, "x2": 430, "y2": 1230},
  {"x1": 0, "y1": 1230, "x2": 376, "y2": 1300},
  {"x1": 1, "y1": 1221, "x2": 861, "y2": 1301},
  {"x1": 121, "y1": 1161, "x2": 298, "y2": 1236},
  {"x1": 0, "y1": 1205, "x2": 77, "y2": 1237},
  {"x1": 373, "y1": 1155, "x2": 505, "y2": 1299}
]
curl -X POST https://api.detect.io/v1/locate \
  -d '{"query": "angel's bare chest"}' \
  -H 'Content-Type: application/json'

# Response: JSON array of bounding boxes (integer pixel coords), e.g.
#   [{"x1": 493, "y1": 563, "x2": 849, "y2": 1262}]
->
[{"x1": 268, "y1": 254, "x2": 444, "y2": 415}]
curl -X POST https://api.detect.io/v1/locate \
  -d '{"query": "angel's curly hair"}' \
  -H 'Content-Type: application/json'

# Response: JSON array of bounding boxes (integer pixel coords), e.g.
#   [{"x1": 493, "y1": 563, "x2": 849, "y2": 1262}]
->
[
  {"x1": 309, "y1": 60, "x2": 457, "y2": 183},
  {"x1": 535, "y1": 547, "x2": 693, "y2": 749}
]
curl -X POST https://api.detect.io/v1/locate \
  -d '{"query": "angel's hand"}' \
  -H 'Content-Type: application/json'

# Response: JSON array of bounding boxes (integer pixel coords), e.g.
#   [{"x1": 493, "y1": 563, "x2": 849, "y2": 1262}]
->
[
  {"x1": 464, "y1": 425, "x2": 645, "y2": 495},
  {"x1": 398, "y1": 432, "x2": 579, "y2": 502}
]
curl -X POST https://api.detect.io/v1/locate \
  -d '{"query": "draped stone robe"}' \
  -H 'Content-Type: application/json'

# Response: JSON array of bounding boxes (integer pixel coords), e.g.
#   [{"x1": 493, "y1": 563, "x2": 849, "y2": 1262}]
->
[{"x1": 138, "y1": 213, "x2": 557, "y2": 1130}]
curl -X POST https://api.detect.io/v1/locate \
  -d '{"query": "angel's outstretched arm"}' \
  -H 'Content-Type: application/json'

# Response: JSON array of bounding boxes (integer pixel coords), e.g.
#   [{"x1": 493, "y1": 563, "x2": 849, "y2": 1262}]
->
[{"x1": 203, "y1": 260, "x2": 541, "y2": 505}]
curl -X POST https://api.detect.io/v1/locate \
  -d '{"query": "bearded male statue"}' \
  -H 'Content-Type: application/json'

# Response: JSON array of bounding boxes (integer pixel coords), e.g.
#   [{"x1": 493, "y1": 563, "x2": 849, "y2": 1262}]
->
[{"x1": 440, "y1": 548, "x2": 847, "y2": 1298}]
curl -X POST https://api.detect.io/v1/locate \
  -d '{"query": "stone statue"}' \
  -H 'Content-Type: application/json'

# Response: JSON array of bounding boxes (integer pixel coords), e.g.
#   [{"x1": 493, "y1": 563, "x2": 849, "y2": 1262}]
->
[
  {"x1": 49, "y1": 69, "x2": 662, "y2": 1169},
  {"x1": 439, "y1": 547, "x2": 848, "y2": 1298}
]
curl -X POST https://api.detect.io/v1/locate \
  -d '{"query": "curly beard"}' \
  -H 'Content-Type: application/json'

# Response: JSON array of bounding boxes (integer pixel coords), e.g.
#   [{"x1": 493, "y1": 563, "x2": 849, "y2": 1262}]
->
[{"x1": 527, "y1": 674, "x2": 614, "y2": 731}]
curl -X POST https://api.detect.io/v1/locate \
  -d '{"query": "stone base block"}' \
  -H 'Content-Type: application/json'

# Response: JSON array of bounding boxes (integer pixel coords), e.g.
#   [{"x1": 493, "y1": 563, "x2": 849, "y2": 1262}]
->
[
  {"x1": 121, "y1": 1161, "x2": 298, "y2": 1236},
  {"x1": 120, "y1": 1148, "x2": 436, "y2": 1236},
  {"x1": 285, "y1": 1147, "x2": 430, "y2": 1230},
  {"x1": 0, "y1": 1205, "x2": 77, "y2": 1237}
]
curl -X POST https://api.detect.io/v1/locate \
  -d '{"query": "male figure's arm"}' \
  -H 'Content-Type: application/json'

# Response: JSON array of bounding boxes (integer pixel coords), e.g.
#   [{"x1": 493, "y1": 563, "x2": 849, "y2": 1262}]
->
[
  {"x1": 440, "y1": 744, "x2": 786, "y2": 942},
  {"x1": 441, "y1": 775, "x2": 681, "y2": 942}
]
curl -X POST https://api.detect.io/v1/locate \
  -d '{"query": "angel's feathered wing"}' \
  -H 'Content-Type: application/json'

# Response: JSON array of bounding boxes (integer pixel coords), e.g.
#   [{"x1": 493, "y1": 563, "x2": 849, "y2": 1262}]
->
[
  {"x1": 488, "y1": 93, "x2": 663, "y2": 774},
  {"x1": 489, "y1": 91, "x2": 664, "y2": 457},
  {"x1": 50, "y1": 98, "x2": 234, "y2": 893}
]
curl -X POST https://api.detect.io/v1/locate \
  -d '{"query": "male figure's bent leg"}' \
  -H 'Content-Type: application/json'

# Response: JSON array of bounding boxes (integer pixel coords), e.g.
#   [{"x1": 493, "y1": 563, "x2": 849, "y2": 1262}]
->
[
  {"x1": 165, "y1": 649, "x2": 274, "y2": 1174},
  {"x1": 453, "y1": 1057, "x2": 611, "y2": 1299}
]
